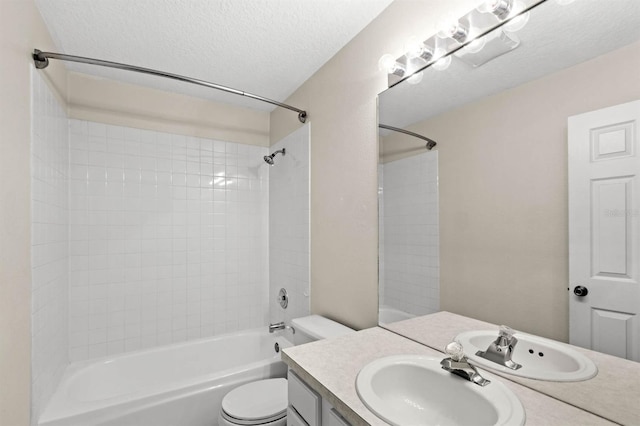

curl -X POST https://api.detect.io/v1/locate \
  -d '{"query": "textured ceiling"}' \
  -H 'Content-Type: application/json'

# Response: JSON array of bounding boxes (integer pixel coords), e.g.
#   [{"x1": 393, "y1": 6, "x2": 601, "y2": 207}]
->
[{"x1": 35, "y1": 0, "x2": 393, "y2": 111}]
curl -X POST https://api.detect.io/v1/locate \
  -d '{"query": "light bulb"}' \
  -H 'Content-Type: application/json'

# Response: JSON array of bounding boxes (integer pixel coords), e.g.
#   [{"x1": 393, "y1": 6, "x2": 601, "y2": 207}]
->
[
  {"x1": 378, "y1": 54, "x2": 406, "y2": 76},
  {"x1": 503, "y1": 1, "x2": 529, "y2": 32},
  {"x1": 405, "y1": 37, "x2": 434, "y2": 62},
  {"x1": 407, "y1": 71, "x2": 424, "y2": 85},
  {"x1": 465, "y1": 36, "x2": 487, "y2": 53},
  {"x1": 432, "y1": 49, "x2": 452, "y2": 71},
  {"x1": 437, "y1": 17, "x2": 469, "y2": 43},
  {"x1": 378, "y1": 54, "x2": 395, "y2": 71},
  {"x1": 405, "y1": 36, "x2": 423, "y2": 59},
  {"x1": 477, "y1": 0, "x2": 513, "y2": 19}
]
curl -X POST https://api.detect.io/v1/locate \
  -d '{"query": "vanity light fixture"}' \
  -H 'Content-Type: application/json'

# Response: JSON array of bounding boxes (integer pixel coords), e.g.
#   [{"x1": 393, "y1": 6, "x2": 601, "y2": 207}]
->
[
  {"x1": 464, "y1": 36, "x2": 487, "y2": 54},
  {"x1": 380, "y1": 0, "x2": 545, "y2": 87},
  {"x1": 438, "y1": 18, "x2": 469, "y2": 44},
  {"x1": 477, "y1": 0, "x2": 514, "y2": 20},
  {"x1": 407, "y1": 71, "x2": 424, "y2": 85},
  {"x1": 455, "y1": 29, "x2": 520, "y2": 67},
  {"x1": 478, "y1": 0, "x2": 530, "y2": 32},
  {"x1": 503, "y1": 1, "x2": 530, "y2": 32},
  {"x1": 378, "y1": 54, "x2": 406, "y2": 77},
  {"x1": 405, "y1": 37, "x2": 434, "y2": 62},
  {"x1": 432, "y1": 49, "x2": 452, "y2": 71}
]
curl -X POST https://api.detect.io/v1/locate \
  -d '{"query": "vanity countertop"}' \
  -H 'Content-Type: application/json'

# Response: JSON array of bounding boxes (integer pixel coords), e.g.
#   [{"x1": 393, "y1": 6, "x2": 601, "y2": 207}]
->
[
  {"x1": 384, "y1": 311, "x2": 640, "y2": 426},
  {"x1": 282, "y1": 326, "x2": 614, "y2": 426}
]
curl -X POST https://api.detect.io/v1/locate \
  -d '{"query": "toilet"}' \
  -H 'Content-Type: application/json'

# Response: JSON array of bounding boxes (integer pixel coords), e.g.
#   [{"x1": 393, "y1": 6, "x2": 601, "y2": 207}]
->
[{"x1": 218, "y1": 315, "x2": 354, "y2": 426}]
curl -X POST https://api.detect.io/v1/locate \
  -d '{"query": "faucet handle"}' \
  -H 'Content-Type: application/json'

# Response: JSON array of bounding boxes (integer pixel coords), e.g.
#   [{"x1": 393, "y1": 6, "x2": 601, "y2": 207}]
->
[
  {"x1": 445, "y1": 341, "x2": 465, "y2": 361},
  {"x1": 499, "y1": 325, "x2": 516, "y2": 338}
]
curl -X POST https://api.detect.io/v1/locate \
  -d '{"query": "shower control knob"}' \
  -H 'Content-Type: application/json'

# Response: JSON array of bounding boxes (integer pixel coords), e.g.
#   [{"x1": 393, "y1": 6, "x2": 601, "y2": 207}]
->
[
  {"x1": 277, "y1": 288, "x2": 289, "y2": 309},
  {"x1": 573, "y1": 286, "x2": 588, "y2": 297}
]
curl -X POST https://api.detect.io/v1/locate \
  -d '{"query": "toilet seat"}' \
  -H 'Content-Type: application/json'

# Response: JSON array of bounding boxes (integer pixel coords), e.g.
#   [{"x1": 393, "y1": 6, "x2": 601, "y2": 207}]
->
[{"x1": 221, "y1": 378, "x2": 287, "y2": 425}]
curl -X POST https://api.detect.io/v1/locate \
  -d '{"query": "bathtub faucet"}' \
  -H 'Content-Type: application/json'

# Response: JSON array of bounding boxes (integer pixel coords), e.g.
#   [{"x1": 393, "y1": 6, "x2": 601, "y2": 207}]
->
[{"x1": 268, "y1": 322, "x2": 295, "y2": 334}]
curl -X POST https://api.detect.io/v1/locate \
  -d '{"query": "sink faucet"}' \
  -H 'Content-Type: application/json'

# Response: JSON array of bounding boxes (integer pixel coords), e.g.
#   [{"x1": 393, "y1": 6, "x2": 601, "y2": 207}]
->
[
  {"x1": 476, "y1": 325, "x2": 522, "y2": 370},
  {"x1": 441, "y1": 341, "x2": 491, "y2": 387},
  {"x1": 268, "y1": 321, "x2": 295, "y2": 334}
]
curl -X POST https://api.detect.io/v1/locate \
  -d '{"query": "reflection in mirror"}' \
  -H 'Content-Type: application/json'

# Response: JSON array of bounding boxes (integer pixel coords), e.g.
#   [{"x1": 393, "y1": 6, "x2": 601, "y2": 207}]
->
[
  {"x1": 378, "y1": 0, "x2": 640, "y2": 354},
  {"x1": 378, "y1": 135, "x2": 439, "y2": 325}
]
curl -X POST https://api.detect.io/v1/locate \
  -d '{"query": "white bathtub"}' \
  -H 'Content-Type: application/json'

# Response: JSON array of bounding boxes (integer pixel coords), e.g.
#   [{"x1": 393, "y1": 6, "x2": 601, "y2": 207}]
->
[
  {"x1": 378, "y1": 305, "x2": 416, "y2": 325},
  {"x1": 39, "y1": 328, "x2": 291, "y2": 426}
]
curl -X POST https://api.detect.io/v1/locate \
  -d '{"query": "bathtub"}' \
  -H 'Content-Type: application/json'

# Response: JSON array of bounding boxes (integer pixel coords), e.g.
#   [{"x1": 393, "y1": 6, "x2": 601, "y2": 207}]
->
[
  {"x1": 378, "y1": 305, "x2": 416, "y2": 325},
  {"x1": 39, "y1": 328, "x2": 291, "y2": 426}
]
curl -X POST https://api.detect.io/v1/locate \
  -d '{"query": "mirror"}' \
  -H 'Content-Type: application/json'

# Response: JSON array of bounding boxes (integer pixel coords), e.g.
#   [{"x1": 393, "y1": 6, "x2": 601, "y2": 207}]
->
[{"x1": 378, "y1": 0, "x2": 640, "y2": 346}]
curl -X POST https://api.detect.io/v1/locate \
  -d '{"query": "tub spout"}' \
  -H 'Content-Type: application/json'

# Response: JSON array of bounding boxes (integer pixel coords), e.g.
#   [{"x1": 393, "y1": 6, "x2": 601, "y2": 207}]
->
[{"x1": 268, "y1": 322, "x2": 295, "y2": 334}]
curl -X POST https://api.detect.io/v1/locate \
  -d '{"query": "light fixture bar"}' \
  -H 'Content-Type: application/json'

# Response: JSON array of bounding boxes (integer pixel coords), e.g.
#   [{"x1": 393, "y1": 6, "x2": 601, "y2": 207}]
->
[{"x1": 32, "y1": 49, "x2": 308, "y2": 123}]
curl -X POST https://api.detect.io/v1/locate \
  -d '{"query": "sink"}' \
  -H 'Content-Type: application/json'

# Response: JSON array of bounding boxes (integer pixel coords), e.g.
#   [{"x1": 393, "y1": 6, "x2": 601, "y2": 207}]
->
[
  {"x1": 456, "y1": 330, "x2": 598, "y2": 381},
  {"x1": 356, "y1": 355, "x2": 525, "y2": 426}
]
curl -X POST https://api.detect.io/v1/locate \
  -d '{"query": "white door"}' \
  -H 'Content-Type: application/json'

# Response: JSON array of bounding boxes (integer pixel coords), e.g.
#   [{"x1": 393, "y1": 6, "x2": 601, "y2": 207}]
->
[{"x1": 568, "y1": 100, "x2": 640, "y2": 362}]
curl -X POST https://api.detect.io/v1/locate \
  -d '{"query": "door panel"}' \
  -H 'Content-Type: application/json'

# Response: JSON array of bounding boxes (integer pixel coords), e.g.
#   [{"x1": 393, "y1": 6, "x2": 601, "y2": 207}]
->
[
  {"x1": 591, "y1": 308, "x2": 634, "y2": 359},
  {"x1": 569, "y1": 100, "x2": 640, "y2": 362}
]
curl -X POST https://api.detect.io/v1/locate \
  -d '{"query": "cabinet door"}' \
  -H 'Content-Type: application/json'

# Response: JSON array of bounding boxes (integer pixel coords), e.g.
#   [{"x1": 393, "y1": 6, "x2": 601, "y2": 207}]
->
[
  {"x1": 288, "y1": 371, "x2": 320, "y2": 426},
  {"x1": 287, "y1": 407, "x2": 309, "y2": 426},
  {"x1": 324, "y1": 408, "x2": 351, "y2": 426}
]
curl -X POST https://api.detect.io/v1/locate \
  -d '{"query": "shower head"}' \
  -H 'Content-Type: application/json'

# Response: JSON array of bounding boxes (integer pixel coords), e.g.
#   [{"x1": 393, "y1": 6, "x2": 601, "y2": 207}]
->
[{"x1": 263, "y1": 148, "x2": 286, "y2": 166}]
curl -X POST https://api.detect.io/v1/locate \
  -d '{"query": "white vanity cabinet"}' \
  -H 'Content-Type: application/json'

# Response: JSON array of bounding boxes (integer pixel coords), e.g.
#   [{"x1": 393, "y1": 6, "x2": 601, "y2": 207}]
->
[{"x1": 287, "y1": 370, "x2": 351, "y2": 426}]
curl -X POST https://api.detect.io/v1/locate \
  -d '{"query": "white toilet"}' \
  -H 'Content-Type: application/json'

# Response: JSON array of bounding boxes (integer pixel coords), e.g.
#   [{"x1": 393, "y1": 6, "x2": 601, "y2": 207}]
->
[{"x1": 218, "y1": 315, "x2": 354, "y2": 426}]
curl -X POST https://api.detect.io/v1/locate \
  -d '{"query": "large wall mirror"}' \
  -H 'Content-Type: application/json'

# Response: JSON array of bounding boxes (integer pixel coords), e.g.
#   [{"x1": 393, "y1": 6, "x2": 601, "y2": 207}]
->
[{"x1": 378, "y1": 0, "x2": 640, "y2": 358}]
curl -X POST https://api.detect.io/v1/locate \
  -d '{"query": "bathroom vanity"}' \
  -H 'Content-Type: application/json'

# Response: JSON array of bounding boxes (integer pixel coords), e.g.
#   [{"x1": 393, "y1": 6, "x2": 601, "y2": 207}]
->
[
  {"x1": 287, "y1": 370, "x2": 350, "y2": 426},
  {"x1": 385, "y1": 312, "x2": 640, "y2": 425},
  {"x1": 282, "y1": 319, "x2": 619, "y2": 425}
]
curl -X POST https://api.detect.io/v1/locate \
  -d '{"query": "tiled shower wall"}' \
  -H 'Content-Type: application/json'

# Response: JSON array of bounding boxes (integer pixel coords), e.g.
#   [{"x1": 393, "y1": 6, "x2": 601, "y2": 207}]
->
[
  {"x1": 380, "y1": 151, "x2": 439, "y2": 316},
  {"x1": 67, "y1": 120, "x2": 270, "y2": 361},
  {"x1": 378, "y1": 165, "x2": 385, "y2": 306},
  {"x1": 269, "y1": 125, "x2": 310, "y2": 325},
  {"x1": 31, "y1": 71, "x2": 69, "y2": 421}
]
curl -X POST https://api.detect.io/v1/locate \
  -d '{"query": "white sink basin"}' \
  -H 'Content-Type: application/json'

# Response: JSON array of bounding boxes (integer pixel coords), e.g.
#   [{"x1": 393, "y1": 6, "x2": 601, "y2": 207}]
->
[
  {"x1": 456, "y1": 331, "x2": 598, "y2": 382},
  {"x1": 356, "y1": 355, "x2": 525, "y2": 426}
]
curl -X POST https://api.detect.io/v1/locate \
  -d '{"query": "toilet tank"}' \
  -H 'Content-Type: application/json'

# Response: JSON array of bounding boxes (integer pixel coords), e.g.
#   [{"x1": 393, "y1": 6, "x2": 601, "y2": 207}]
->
[{"x1": 291, "y1": 315, "x2": 355, "y2": 345}]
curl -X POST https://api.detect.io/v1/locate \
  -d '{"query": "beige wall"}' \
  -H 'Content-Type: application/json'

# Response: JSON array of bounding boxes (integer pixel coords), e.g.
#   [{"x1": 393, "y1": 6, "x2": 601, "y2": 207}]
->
[
  {"x1": 382, "y1": 41, "x2": 640, "y2": 341},
  {"x1": 68, "y1": 72, "x2": 270, "y2": 146},
  {"x1": 270, "y1": 0, "x2": 479, "y2": 330},
  {"x1": 0, "y1": 1, "x2": 66, "y2": 424}
]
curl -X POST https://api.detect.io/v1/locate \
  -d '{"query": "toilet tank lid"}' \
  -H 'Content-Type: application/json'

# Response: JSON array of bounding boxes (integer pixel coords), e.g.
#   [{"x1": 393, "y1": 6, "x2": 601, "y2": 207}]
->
[{"x1": 291, "y1": 315, "x2": 355, "y2": 340}]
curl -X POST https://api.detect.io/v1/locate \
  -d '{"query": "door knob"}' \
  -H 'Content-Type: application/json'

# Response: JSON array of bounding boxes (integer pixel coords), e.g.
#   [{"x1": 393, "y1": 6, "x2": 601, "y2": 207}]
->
[{"x1": 573, "y1": 285, "x2": 589, "y2": 297}]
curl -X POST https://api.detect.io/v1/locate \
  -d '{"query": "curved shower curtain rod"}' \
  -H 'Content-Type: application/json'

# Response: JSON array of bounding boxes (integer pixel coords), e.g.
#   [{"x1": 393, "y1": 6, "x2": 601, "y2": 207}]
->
[
  {"x1": 379, "y1": 124, "x2": 437, "y2": 150},
  {"x1": 32, "y1": 49, "x2": 307, "y2": 123}
]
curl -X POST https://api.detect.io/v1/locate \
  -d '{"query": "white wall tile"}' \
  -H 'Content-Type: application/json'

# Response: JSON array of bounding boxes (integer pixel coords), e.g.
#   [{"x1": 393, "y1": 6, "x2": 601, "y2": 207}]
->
[
  {"x1": 269, "y1": 125, "x2": 311, "y2": 326},
  {"x1": 30, "y1": 70, "x2": 69, "y2": 422},
  {"x1": 380, "y1": 151, "x2": 439, "y2": 317},
  {"x1": 68, "y1": 120, "x2": 270, "y2": 361},
  {"x1": 32, "y1": 84, "x2": 305, "y2": 416}
]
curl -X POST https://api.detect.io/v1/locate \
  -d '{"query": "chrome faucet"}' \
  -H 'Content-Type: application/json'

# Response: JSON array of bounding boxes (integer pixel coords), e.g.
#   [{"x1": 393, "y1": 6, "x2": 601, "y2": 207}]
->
[
  {"x1": 268, "y1": 322, "x2": 295, "y2": 334},
  {"x1": 476, "y1": 325, "x2": 522, "y2": 370},
  {"x1": 441, "y1": 341, "x2": 491, "y2": 387}
]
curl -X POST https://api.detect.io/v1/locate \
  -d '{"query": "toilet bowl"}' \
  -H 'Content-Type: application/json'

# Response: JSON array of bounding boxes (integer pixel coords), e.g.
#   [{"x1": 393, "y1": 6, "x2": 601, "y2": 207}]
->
[{"x1": 218, "y1": 315, "x2": 354, "y2": 425}]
